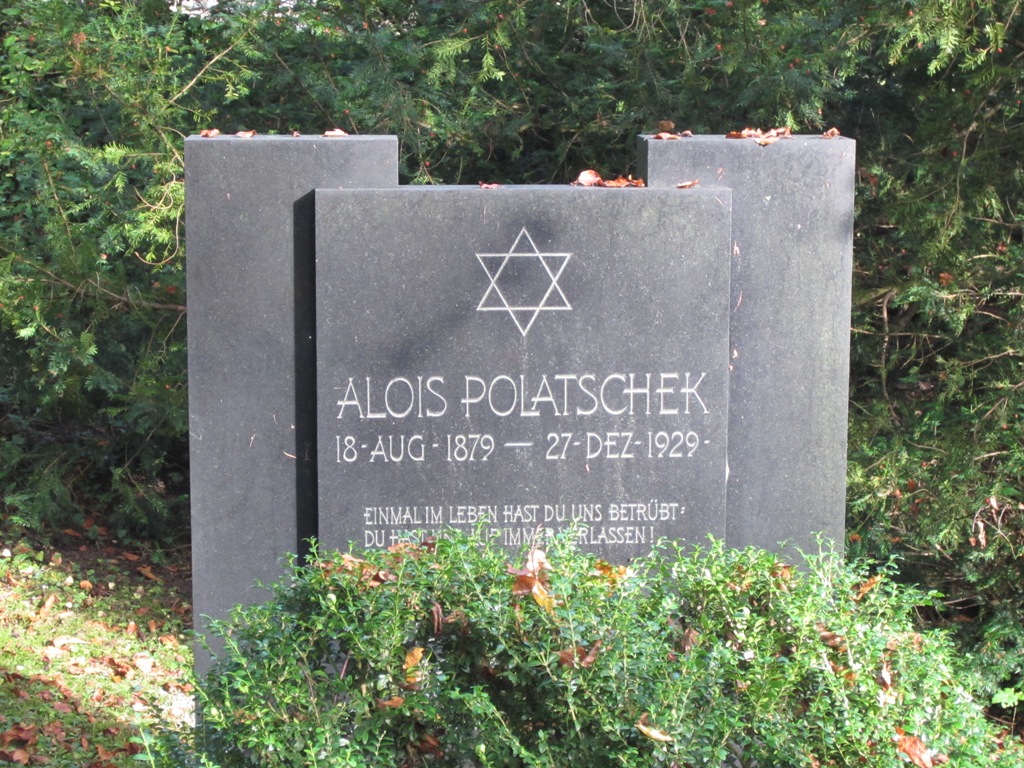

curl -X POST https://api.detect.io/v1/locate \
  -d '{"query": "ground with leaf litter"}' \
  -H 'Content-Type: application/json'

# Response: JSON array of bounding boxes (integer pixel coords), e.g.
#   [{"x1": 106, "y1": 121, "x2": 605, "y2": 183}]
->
[{"x1": 0, "y1": 520, "x2": 193, "y2": 767}]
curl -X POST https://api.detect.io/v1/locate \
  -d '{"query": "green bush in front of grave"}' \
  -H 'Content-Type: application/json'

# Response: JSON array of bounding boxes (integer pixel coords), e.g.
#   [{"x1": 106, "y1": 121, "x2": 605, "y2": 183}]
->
[{"x1": 151, "y1": 530, "x2": 1019, "y2": 767}]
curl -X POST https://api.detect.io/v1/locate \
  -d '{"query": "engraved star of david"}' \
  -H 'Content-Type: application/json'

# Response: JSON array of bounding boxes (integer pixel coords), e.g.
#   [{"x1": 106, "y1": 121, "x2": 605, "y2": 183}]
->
[{"x1": 476, "y1": 228, "x2": 572, "y2": 337}]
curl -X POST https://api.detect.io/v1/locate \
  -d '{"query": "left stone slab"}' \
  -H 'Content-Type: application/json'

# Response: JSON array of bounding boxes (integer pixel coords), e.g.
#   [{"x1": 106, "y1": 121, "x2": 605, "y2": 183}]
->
[{"x1": 185, "y1": 135, "x2": 398, "y2": 671}]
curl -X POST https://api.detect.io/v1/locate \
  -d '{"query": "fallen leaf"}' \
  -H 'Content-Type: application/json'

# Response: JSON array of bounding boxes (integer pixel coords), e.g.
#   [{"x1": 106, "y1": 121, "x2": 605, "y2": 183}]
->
[
  {"x1": 675, "y1": 179, "x2": 700, "y2": 189},
  {"x1": 574, "y1": 169, "x2": 603, "y2": 187},
  {"x1": 636, "y1": 715, "x2": 673, "y2": 743},
  {"x1": 50, "y1": 636, "x2": 88, "y2": 650},
  {"x1": 726, "y1": 126, "x2": 792, "y2": 144},
  {"x1": 478, "y1": 181, "x2": 502, "y2": 189},
  {"x1": 679, "y1": 627, "x2": 700, "y2": 654},
  {"x1": 895, "y1": 733, "x2": 948, "y2": 767},
  {"x1": 404, "y1": 647, "x2": 425, "y2": 685},
  {"x1": 430, "y1": 601, "x2": 444, "y2": 635},
  {"x1": 137, "y1": 565, "x2": 161, "y2": 583},
  {"x1": 817, "y1": 623, "x2": 846, "y2": 650},
  {"x1": 603, "y1": 175, "x2": 645, "y2": 187},
  {"x1": 530, "y1": 580, "x2": 556, "y2": 614},
  {"x1": 322, "y1": 128, "x2": 348, "y2": 137},
  {"x1": 38, "y1": 593, "x2": 58, "y2": 617},
  {"x1": 95, "y1": 744, "x2": 115, "y2": 760},
  {"x1": 198, "y1": 128, "x2": 220, "y2": 138},
  {"x1": 375, "y1": 696, "x2": 404, "y2": 709},
  {"x1": 853, "y1": 575, "x2": 882, "y2": 601},
  {"x1": 557, "y1": 646, "x2": 585, "y2": 667},
  {"x1": 580, "y1": 640, "x2": 602, "y2": 667},
  {"x1": 291, "y1": 130, "x2": 301, "y2": 137},
  {"x1": 822, "y1": 127, "x2": 841, "y2": 138},
  {"x1": 234, "y1": 130, "x2": 257, "y2": 138},
  {"x1": 416, "y1": 734, "x2": 443, "y2": 757},
  {"x1": 120, "y1": 552, "x2": 140, "y2": 562}
]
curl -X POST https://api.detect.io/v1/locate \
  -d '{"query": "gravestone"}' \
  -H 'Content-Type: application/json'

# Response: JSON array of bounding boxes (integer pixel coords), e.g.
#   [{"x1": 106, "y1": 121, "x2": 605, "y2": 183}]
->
[
  {"x1": 315, "y1": 187, "x2": 732, "y2": 559},
  {"x1": 185, "y1": 134, "x2": 854, "y2": 671},
  {"x1": 638, "y1": 134, "x2": 855, "y2": 555},
  {"x1": 185, "y1": 135, "x2": 398, "y2": 667}
]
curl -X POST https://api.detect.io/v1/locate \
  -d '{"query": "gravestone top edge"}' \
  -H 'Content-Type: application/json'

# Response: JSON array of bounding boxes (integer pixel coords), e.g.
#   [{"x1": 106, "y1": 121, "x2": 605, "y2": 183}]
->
[
  {"x1": 638, "y1": 133, "x2": 855, "y2": 144},
  {"x1": 313, "y1": 184, "x2": 732, "y2": 193},
  {"x1": 184, "y1": 134, "x2": 398, "y2": 144}
]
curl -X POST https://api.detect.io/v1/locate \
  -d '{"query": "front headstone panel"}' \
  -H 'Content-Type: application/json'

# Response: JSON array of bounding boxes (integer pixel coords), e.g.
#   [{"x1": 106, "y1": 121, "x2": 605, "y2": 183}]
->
[{"x1": 315, "y1": 187, "x2": 732, "y2": 559}]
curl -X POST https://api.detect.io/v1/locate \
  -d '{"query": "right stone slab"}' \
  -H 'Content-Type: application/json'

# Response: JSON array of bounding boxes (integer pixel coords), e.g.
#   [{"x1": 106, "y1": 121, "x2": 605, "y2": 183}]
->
[{"x1": 638, "y1": 134, "x2": 856, "y2": 555}]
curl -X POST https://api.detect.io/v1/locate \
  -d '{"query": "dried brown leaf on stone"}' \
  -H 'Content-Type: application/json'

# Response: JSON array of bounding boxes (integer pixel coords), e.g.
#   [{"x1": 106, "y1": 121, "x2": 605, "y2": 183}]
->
[
  {"x1": 822, "y1": 127, "x2": 841, "y2": 138},
  {"x1": 726, "y1": 126, "x2": 792, "y2": 144},
  {"x1": 198, "y1": 128, "x2": 221, "y2": 138},
  {"x1": 573, "y1": 169, "x2": 604, "y2": 187},
  {"x1": 234, "y1": 130, "x2": 256, "y2": 138},
  {"x1": 675, "y1": 179, "x2": 700, "y2": 189},
  {"x1": 478, "y1": 181, "x2": 502, "y2": 189},
  {"x1": 323, "y1": 128, "x2": 348, "y2": 137},
  {"x1": 603, "y1": 175, "x2": 645, "y2": 187}
]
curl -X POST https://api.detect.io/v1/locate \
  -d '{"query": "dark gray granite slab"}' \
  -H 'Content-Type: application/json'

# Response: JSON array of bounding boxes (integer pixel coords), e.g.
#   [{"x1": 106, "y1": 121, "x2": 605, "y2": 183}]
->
[
  {"x1": 315, "y1": 186, "x2": 731, "y2": 561},
  {"x1": 638, "y1": 135, "x2": 855, "y2": 555},
  {"x1": 185, "y1": 135, "x2": 397, "y2": 669}
]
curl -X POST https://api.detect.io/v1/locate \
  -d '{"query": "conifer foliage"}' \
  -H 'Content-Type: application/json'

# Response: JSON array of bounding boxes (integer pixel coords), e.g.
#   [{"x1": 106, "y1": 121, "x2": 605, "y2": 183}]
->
[{"x1": 1, "y1": 0, "x2": 1022, "y2": 721}]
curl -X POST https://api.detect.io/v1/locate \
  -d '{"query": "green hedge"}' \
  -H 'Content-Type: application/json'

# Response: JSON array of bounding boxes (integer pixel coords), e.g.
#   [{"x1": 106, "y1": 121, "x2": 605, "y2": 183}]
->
[
  {"x1": 152, "y1": 532, "x2": 1020, "y2": 767},
  {"x1": 2, "y1": 0, "x2": 1022, "y2": 721}
]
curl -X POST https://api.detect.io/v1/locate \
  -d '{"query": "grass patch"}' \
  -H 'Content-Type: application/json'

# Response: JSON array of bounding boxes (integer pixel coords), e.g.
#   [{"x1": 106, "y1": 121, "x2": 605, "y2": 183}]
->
[{"x1": 0, "y1": 524, "x2": 193, "y2": 767}]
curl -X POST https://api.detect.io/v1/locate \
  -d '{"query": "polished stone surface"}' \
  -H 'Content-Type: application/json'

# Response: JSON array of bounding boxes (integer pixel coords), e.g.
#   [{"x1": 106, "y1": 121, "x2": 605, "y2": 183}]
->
[
  {"x1": 315, "y1": 186, "x2": 732, "y2": 560},
  {"x1": 639, "y1": 134, "x2": 855, "y2": 555},
  {"x1": 185, "y1": 135, "x2": 397, "y2": 669}
]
